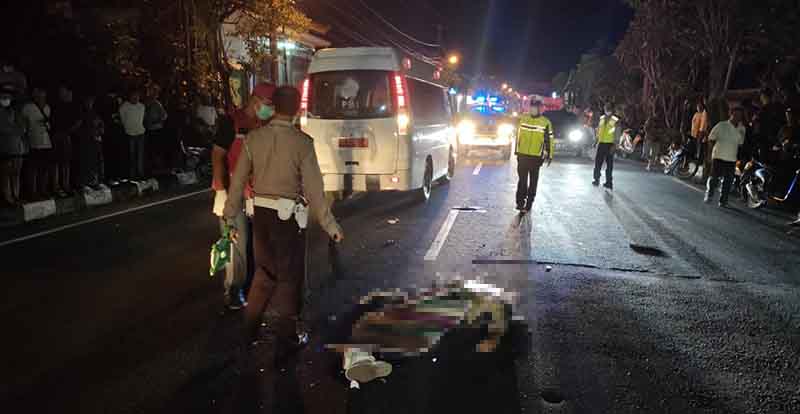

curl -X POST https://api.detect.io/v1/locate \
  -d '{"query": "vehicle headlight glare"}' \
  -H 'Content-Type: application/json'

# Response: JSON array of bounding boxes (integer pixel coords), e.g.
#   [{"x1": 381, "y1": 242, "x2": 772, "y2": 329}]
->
[
  {"x1": 458, "y1": 120, "x2": 476, "y2": 139},
  {"x1": 568, "y1": 129, "x2": 583, "y2": 143}
]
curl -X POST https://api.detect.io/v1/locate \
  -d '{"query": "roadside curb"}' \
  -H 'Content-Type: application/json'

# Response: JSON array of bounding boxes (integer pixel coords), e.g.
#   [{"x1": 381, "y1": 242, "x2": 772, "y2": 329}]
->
[{"x1": 0, "y1": 171, "x2": 201, "y2": 227}]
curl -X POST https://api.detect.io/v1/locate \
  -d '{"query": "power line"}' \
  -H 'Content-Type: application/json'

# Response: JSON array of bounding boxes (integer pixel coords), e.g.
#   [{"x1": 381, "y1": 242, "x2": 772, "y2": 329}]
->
[
  {"x1": 356, "y1": 0, "x2": 441, "y2": 48},
  {"x1": 321, "y1": 0, "x2": 438, "y2": 65}
]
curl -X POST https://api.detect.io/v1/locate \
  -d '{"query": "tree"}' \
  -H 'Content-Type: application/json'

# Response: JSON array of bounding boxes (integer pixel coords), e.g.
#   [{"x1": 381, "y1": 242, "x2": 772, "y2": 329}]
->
[{"x1": 233, "y1": 0, "x2": 311, "y2": 85}]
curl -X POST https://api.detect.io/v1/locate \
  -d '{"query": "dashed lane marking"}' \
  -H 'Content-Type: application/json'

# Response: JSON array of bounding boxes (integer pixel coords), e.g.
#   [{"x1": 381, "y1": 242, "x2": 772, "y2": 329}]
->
[
  {"x1": 0, "y1": 189, "x2": 211, "y2": 248},
  {"x1": 673, "y1": 177, "x2": 704, "y2": 193},
  {"x1": 424, "y1": 209, "x2": 460, "y2": 261},
  {"x1": 473, "y1": 162, "x2": 483, "y2": 175}
]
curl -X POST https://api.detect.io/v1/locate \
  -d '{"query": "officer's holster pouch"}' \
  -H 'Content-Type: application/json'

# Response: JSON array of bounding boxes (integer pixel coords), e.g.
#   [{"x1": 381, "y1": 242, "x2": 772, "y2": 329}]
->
[{"x1": 254, "y1": 195, "x2": 309, "y2": 229}]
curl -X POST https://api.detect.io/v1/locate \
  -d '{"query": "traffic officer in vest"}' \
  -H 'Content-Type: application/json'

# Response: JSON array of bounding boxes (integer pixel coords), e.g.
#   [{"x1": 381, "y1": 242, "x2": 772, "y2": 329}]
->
[
  {"x1": 223, "y1": 86, "x2": 344, "y2": 374},
  {"x1": 593, "y1": 103, "x2": 623, "y2": 189},
  {"x1": 515, "y1": 100, "x2": 554, "y2": 213}
]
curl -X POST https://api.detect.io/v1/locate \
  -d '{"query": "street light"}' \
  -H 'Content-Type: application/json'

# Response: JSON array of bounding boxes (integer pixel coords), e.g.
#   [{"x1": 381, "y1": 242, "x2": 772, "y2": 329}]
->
[
  {"x1": 448, "y1": 54, "x2": 459, "y2": 66},
  {"x1": 501, "y1": 83, "x2": 508, "y2": 90}
]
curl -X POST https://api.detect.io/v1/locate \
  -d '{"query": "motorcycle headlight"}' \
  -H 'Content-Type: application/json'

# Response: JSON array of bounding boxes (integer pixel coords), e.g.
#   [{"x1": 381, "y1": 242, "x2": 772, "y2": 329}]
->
[
  {"x1": 497, "y1": 123, "x2": 514, "y2": 138},
  {"x1": 568, "y1": 129, "x2": 584, "y2": 143},
  {"x1": 458, "y1": 120, "x2": 476, "y2": 140}
]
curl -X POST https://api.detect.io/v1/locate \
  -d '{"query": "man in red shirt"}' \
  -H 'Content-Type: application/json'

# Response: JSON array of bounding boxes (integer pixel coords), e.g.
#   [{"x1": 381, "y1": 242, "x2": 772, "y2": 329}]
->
[{"x1": 212, "y1": 82, "x2": 275, "y2": 310}]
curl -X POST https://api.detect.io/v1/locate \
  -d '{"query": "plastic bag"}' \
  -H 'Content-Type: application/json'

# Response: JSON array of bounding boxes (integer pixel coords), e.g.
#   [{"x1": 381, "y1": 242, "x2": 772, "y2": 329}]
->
[{"x1": 210, "y1": 226, "x2": 234, "y2": 277}]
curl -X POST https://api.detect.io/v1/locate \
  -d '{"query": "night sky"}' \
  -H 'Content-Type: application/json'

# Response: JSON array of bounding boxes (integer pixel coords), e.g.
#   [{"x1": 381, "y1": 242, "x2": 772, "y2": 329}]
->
[{"x1": 306, "y1": 0, "x2": 634, "y2": 91}]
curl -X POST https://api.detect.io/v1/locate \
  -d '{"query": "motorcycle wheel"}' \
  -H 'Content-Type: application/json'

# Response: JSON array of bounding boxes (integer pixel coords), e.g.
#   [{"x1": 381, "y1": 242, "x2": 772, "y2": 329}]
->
[
  {"x1": 744, "y1": 182, "x2": 767, "y2": 209},
  {"x1": 675, "y1": 157, "x2": 699, "y2": 180}
]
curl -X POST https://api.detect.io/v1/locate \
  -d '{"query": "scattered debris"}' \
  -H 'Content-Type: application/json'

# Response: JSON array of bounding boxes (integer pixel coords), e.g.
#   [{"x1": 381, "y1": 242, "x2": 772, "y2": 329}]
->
[
  {"x1": 387, "y1": 218, "x2": 400, "y2": 225},
  {"x1": 383, "y1": 239, "x2": 397, "y2": 247},
  {"x1": 545, "y1": 265, "x2": 552, "y2": 272}
]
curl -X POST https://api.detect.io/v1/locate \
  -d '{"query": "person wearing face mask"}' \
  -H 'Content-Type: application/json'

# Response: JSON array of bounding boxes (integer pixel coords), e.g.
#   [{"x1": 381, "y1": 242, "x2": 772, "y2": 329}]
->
[
  {"x1": 593, "y1": 103, "x2": 623, "y2": 189},
  {"x1": 0, "y1": 84, "x2": 26, "y2": 206},
  {"x1": 515, "y1": 100, "x2": 554, "y2": 213},
  {"x1": 211, "y1": 82, "x2": 275, "y2": 311}
]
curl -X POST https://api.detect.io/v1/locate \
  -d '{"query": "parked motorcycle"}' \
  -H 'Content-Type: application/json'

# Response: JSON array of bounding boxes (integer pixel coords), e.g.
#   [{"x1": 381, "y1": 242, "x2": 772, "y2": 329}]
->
[
  {"x1": 738, "y1": 160, "x2": 800, "y2": 209},
  {"x1": 660, "y1": 138, "x2": 700, "y2": 179}
]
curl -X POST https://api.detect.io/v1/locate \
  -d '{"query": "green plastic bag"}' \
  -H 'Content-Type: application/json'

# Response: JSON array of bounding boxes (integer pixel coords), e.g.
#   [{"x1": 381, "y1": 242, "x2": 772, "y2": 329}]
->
[{"x1": 210, "y1": 225, "x2": 234, "y2": 277}]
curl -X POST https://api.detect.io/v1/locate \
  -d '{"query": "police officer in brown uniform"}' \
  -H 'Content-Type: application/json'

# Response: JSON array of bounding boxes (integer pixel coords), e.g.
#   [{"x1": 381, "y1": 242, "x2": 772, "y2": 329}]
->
[{"x1": 223, "y1": 86, "x2": 343, "y2": 373}]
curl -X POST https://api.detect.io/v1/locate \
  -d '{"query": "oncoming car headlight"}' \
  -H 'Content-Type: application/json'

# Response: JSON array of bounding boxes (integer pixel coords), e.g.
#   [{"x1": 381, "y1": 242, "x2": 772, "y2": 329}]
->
[
  {"x1": 458, "y1": 120, "x2": 476, "y2": 140},
  {"x1": 568, "y1": 129, "x2": 584, "y2": 143}
]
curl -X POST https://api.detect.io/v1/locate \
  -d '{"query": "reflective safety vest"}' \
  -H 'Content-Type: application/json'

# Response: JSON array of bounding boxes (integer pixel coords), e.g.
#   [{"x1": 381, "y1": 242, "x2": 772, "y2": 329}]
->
[
  {"x1": 517, "y1": 114, "x2": 555, "y2": 157},
  {"x1": 597, "y1": 114, "x2": 620, "y2": 144}
]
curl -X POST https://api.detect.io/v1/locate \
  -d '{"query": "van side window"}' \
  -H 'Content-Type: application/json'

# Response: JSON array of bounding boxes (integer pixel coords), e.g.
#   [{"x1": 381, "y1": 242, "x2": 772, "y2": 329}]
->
[{"x1": 407, "y1": 79, "x2": 448, "y2": 125}]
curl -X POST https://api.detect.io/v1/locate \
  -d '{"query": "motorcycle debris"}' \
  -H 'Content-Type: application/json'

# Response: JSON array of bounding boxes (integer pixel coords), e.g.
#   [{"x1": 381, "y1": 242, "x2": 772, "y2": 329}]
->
[
  {"x1": 387, "y1": 218, "x2": 400, "y2": 225},
  {"x1": 545, "y1": 265, "x2": 553, "y2": 272}
]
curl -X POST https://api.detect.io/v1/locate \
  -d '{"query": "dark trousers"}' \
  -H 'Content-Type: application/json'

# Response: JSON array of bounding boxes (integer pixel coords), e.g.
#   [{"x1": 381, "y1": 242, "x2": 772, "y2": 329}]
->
[
  {"x1": 244, "y1": 206, "x2": 307, "y2": 344},
  {"x1": 516, "y1": 155, "x2": 544, "y2": 208},
  {"x1": 127, "y1": 134, "x2": 145, "y2": 178},
  {"x1": 706, "y1": 159, "x2": 736, "y2": 204},
  {"x1": 594, "y1": 143, "x2": 615, "y2": 184}
]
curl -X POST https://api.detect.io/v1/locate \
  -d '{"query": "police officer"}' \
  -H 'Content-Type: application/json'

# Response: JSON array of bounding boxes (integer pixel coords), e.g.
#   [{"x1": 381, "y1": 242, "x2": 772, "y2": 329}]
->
[
  {"x1": 515, "y1": 100, "x2": 554, "y2": 213},
  {"x1": 593, "y1": 103, "x2": 622, "y2": 189},
  {"x1": 223, "y1": 86, "x2": 343, "y2": 371}
]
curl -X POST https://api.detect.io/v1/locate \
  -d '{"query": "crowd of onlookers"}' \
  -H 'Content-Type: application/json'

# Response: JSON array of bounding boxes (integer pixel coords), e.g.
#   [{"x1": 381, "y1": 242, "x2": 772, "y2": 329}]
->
[{"x1": 0, "y1": 62, "x2": 222, "y2": 207}]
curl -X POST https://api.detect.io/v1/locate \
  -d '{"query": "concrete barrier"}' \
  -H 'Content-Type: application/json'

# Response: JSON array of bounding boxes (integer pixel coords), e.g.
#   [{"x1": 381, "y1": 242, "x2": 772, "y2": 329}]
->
[
  {"x1": 23, "y1": 199, "x2": 57, "y2": 222},
  {"x1": 83, "y1": 187, "x2": 113, "y2": 207}
]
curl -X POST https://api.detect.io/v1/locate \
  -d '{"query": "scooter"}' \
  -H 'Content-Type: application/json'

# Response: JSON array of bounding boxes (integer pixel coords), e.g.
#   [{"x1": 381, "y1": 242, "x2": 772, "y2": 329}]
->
[
  {"x1": 739, "y1": 159, "x2": 800, "y2": 209},
  {"x1": 661, "y1": 138, "x2": 699, "y2": 179}
]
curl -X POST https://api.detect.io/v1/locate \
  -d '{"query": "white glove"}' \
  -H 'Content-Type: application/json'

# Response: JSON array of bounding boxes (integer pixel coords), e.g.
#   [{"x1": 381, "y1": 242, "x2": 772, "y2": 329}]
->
[
  {"x1": 213, "y1": 190, "x2": 227, "y2": 217},
  {"x1": 245, "y1": 198, "x2": 255, "y2": 217}
]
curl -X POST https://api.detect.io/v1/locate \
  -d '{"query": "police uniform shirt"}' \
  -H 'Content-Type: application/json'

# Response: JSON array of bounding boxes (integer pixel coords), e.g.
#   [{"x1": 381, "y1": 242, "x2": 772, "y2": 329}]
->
[{"x1": 223, "y1": 118, "x2": 341, "y2": 238}]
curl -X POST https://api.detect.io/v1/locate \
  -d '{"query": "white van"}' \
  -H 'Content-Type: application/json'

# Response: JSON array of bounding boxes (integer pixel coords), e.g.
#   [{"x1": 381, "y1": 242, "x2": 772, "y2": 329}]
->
[{"x1": 300, "y1": 47, "x2": 457, "y2": 201}]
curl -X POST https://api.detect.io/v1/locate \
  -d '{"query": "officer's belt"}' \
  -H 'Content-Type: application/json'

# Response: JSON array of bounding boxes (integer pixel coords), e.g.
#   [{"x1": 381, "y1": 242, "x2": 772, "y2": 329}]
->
[
  {"x1": 519, "y1": 124, "x2": 548, "y2": 132},
  {"x1": 253, "y1": 195, "x2": 309, "y2": 229}
]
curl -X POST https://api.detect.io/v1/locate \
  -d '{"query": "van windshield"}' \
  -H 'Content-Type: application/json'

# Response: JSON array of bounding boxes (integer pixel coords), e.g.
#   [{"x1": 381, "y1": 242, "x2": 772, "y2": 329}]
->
[{"x1": 310, "y1": 70, "x2": 394, "y2": 119}]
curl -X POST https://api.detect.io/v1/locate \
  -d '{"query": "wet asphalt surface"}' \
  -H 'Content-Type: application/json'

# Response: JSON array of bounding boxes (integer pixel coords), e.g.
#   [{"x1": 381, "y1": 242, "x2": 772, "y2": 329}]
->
[{"x1": 1, "y1": 150, "x2": 799, "y2": 414}]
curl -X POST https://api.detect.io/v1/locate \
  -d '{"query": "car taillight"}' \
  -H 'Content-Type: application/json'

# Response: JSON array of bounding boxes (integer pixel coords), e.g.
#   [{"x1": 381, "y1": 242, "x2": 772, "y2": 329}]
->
[
  {"x1": 392, "y1": 72, "x2": 409, "y2": 135},
  {"x1": 300, "y1": 77, "x2": 310, "y2": 128}
]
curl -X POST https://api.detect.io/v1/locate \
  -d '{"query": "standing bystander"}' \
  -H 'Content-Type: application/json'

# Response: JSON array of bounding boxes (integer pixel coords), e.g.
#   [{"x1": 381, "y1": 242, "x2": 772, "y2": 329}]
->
[
  {"x1": 0, "y1": 84, "x2": 26, "y2": 205},
  {"x1": 21, "y1": 88, "x2": 54, "y2": 200},
  {"x1": 51, "y1": 85, "x2": 80, "y2": 196},
  {"x1": 144, "y1": 86, "x2": 168, "y2": 173},
  {"x1": 76, "y1": 95, "x2": 105, "y2": 190},
  {"x1": 212, "y1": 83, "x2": 274, "y2": 310},
  {"x1": 119, "y1": 90, "x2": 146, "y2": 180},
  {"x1": 691, "y1": 100, "x2": 709, "y2": 161},
  {"x1": 705, "y1": 107, "x2": 746, "y2": 208}
]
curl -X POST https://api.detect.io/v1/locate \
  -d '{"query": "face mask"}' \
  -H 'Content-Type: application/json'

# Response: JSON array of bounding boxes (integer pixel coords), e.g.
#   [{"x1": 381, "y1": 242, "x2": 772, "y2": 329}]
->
[
  {"x1": 530, "y1": 108, "x2": 540, "y2": 116},
  {"x1": 0, "y1": 98, "x2": 10, "y2": 107},
  {"x1": 257, "y1": 104, "x2": 274, "y2": 120},
  {"x1": 605, "y1": 110, "x2": 612, "y2": 116}
]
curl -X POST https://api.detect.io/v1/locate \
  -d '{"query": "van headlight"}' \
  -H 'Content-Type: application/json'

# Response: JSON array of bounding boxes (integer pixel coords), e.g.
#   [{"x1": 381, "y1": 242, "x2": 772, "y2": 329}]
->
[
  {"x1": 568, "y1": 129, "x2": 584, "y2": 143},
  {"x1": 458, "y1": 120, "x2": 476, "y2": 141}
]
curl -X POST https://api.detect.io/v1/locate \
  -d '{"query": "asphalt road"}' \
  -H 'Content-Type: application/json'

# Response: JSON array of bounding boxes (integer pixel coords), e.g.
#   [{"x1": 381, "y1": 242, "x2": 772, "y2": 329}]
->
[{"x1": 1, "y1": 150, "x2": 799, "y2": 414}]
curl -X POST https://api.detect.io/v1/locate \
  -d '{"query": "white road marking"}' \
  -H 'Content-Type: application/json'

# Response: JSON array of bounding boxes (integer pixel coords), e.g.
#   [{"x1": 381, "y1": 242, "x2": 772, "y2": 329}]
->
[
  {"x1": 473, "y1": 162, "x2": 483, "y2": 175},
  {"x1": 424, "y1": 210, "x2": 460, "y2": 261},
  {"x1": 673, "y1": 177, "x2": 704, "y2": 193},
  {"x1": 0, "y1": 189, "x2": 210, "y2": 248}
]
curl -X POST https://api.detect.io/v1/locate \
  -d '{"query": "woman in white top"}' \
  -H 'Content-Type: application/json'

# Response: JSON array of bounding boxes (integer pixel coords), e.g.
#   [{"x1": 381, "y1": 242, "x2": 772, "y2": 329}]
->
[{"x1": 21, "y1": 88, "x2": 57, "y2": 200}]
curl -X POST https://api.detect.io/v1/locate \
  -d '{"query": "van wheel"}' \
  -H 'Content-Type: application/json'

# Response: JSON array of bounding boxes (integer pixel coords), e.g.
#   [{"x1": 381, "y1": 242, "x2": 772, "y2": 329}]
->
[
  {"x1": 418, "y1": 159, "x2": 433, "y2": 202},
  {"x1": 444, "y1": 149, "x2": 455, "y2": 181}
]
